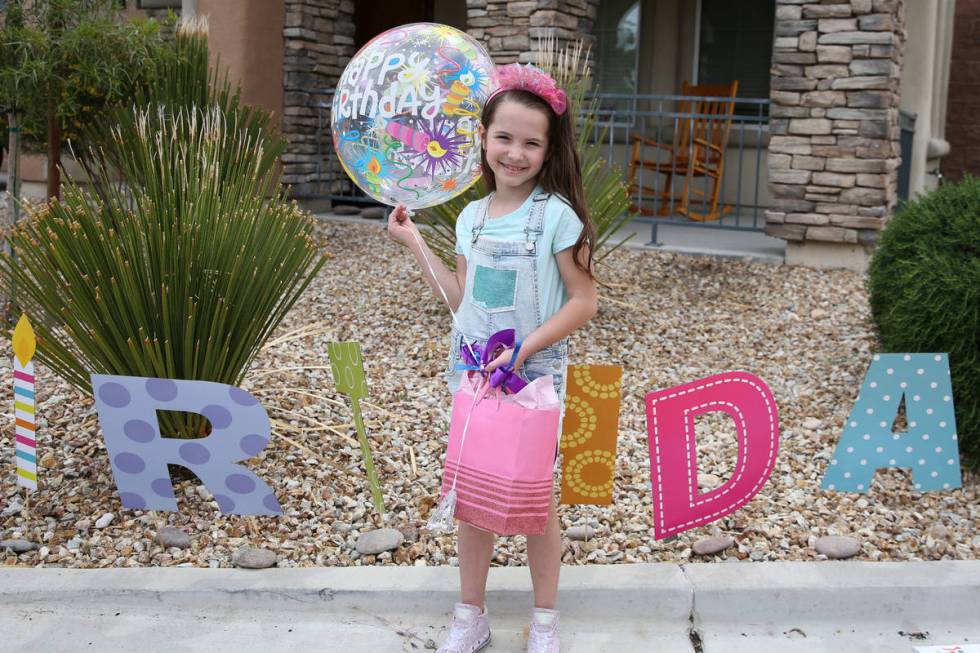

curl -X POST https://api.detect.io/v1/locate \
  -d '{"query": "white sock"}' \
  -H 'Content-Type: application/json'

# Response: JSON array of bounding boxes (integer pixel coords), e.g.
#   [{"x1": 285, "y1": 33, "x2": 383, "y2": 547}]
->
[
  {"x1": 532, "y1": 608, "x2": 558, "y2": 626},
  {"x1": 455, "y1": 602, "x2": 484, "y2": 619}
]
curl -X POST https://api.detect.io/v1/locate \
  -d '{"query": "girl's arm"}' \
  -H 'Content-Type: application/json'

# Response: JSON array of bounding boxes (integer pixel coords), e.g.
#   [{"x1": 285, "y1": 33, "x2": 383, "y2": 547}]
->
[
  {"x1": 387, "y1": 205, "x2": 467, "y2": 311},
  {"x1": 486, "y1": 246, "x2": 598, "y2": 372}
]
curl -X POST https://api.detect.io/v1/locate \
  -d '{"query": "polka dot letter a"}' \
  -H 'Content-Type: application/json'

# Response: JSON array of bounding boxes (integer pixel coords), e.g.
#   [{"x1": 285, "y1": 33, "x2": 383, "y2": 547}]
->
[
  {"x1": 91, "y1": 375, "x2": 282, "y2": 515},
  {"x1": 560, "y1": 365, "x2": 622, "y2": 505},
  {"x1": 821, "y1": 353, "x2": 962, "y2": 493}
]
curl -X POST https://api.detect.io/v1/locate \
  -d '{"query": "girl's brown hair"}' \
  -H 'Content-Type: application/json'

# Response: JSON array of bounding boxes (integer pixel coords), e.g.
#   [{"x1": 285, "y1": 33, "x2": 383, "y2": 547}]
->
[{"x1": 480, "y1": 89, "x2": 596, "y2": 279}]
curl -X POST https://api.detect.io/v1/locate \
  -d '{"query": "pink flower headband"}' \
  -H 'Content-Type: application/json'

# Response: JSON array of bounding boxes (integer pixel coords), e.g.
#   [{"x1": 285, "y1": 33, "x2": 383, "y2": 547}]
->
[{"x1": 487, "y1": 63, "x2": 568, "y2": 116}]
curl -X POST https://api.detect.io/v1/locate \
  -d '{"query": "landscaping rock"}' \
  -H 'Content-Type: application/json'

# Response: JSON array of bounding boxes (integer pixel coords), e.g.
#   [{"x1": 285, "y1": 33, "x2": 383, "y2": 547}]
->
[
  {"x1": 693, "y1": 536, "x2": 735, "y2": 556},
  {"x1": 232, "y1": 546, "x2": 277, "y2": 569},
  {"x1": 565, "y1": 525, "x2": 595, "y2": 541},
  {"x1": 355, "y1": 528, "x2": 404, "y2": 555},
  {"x1": 156, "y1": 527, "x2": 192, "y2": 550},
  {"x1": 398, "y1": 524, "x2": 419, "y2": 544},
  {"x1": 814, "y1": 535, "x2": 861, "y2": 559},
  {"x1": 1, "y1": 221, "x2": 977, "y2": 569},
  {"x1": 0, "y1": 539, "x2": 37, "y2": 554},
  {"x1": 332, "y1": 204, "x2": 360, "y2": 215},
  {"x1": 94, "y1": 513, "x2": 114, "y2": 529},
  {"x1": 697, "y1": 473, "x2": 722, "y2": 489},
  {"x1": 803, "y1": 417, "x2": 824, "y2": 430}
]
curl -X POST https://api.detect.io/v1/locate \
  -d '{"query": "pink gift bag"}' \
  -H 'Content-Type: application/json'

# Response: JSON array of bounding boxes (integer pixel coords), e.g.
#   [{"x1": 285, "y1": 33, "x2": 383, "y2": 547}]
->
[{"x1": 439, "y1": 373, "x2": 562, "y2": 535}]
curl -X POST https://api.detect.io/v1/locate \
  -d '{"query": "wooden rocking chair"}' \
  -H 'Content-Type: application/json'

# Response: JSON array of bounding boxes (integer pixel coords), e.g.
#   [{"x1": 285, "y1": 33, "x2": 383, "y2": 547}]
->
[{"x1": 628, "y1": 80, "x2": 739, "y2": 221}]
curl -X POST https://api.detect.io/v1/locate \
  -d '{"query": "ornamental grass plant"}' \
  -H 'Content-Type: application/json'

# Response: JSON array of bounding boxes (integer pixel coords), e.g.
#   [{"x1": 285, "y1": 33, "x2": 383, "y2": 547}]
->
[
  {"x1": 867, "y1": 175, "x2": 980, "y2": 470},
  {"x1": 0, "y1": 21, "x2": 325, "y2": 439},
  {"x1": 417, "y1": 38, "x2": 634, "y2": 267}
]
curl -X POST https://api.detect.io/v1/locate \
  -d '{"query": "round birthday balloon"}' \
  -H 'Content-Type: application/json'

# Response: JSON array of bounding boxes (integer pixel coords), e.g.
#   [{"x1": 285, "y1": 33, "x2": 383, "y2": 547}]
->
[{"x1": 332, "y1": 23, "x2": 495, "y2": 209}]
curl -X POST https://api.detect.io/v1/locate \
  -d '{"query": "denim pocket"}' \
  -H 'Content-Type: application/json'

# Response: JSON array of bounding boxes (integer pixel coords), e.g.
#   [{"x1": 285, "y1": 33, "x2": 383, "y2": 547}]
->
[{"x1": 472, "y1": 265, "x2": 518, "y2": 313}]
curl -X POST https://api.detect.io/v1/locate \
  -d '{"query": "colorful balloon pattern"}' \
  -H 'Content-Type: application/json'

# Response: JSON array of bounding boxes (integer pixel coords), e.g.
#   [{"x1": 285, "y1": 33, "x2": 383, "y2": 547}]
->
[{"x1": 332, "y1": 23, "x2": 495, "y2": 209}]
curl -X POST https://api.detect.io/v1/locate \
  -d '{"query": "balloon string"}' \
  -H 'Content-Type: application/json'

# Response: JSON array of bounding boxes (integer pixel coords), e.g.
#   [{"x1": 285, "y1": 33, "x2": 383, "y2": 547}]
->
[{"x1": 406, "y1": 215, "x2": 482, "y2": 371}]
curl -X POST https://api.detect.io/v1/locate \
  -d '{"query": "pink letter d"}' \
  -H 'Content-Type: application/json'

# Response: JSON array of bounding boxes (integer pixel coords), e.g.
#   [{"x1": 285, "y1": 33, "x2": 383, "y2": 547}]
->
[{"x1": 645, "y1": 371, "x2": 779, "y2": 539}]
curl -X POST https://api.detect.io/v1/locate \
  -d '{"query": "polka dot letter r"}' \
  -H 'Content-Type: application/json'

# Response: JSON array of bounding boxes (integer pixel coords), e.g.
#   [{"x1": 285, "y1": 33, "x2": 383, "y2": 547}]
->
[{"x1": 91, "y1": 375, "x2": 282, "y2": 515}]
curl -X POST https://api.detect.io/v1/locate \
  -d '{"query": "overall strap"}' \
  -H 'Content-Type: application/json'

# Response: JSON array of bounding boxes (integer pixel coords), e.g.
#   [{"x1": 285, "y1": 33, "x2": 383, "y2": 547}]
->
[
  {"x1": 523, "y1": 192, "x2": 551, "y2": 253},
  {"x1": 470, "y1": 193, "x2": 493, "y2": 244}
]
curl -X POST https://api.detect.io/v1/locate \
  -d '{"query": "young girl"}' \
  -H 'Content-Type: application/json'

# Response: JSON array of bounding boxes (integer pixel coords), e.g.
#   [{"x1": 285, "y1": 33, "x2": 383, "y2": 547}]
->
[{"x1": 387, "y1": 63, "x2": 598, "y2": 653}]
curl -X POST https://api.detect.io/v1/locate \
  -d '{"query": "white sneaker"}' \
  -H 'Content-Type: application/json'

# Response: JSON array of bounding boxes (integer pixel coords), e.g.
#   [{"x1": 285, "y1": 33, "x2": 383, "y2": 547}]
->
[
  {"x1": 437, "y1": 602, "x2": 491, "y2": 653},
  {"x1": 526, "y1": 607, "x2": 560, "y2": 653}
]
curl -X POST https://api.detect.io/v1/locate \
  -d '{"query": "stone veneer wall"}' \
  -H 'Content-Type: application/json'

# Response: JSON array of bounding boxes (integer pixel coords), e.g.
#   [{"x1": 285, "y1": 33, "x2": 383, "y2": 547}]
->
[
  {"x1": 766, "y1": 0, "x2": 906, "y2": 249},
  {"x1": 281, "y1": 0, "x2": 355, "y2": 197},
  {"x1": 942, "y1": 0, "x2": 980, "y2": 183},
  {"x1": 466, "y1": 0, "x2": 599, "y2": 65}
]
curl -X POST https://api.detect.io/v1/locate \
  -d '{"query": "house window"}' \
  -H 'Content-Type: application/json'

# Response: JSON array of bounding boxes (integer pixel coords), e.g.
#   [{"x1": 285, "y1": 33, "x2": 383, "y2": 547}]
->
[
  {"x1": 697, "y1": 0, "x2": 773, "y2": 113},
  {"x1": 594, "y1": 0, "x2": 640, "y2": 120}
]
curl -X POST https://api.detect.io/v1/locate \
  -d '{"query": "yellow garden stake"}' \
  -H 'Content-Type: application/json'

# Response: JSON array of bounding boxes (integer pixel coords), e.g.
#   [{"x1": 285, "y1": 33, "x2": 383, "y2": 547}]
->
[{"x1": 327, "y1": 341, "x2": 385, "y2": 517}]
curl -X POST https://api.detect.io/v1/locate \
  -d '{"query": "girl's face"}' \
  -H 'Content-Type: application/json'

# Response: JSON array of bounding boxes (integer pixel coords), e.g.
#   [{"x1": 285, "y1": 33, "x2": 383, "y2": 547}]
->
[{"x1": 482, "y1": 99, "x2": 550, "y2": 195}]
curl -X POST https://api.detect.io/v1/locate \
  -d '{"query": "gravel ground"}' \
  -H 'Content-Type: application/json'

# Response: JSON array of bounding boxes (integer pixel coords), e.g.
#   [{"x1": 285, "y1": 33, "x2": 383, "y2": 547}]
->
[{"x1": 1, "y1": 220, "x2": 977, "y2": 569}]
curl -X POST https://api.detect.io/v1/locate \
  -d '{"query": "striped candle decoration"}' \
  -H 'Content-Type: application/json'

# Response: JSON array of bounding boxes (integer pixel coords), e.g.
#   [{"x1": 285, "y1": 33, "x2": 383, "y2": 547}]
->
[{"x1": 12, "y1": 314, "x2": 37, "y2": 491}]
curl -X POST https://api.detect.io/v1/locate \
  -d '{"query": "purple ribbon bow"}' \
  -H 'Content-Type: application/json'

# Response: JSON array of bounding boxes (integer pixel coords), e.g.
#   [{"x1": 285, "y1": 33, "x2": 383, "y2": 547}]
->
[{"x1": 456, "y1": 328, "x2": 527, "y2": 394}]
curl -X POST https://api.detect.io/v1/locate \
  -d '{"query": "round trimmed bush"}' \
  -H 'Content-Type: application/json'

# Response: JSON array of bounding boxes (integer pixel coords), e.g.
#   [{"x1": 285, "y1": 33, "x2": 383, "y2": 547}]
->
[{"x1": 868, "y1": 175, "x2": 980, "y2": 471}]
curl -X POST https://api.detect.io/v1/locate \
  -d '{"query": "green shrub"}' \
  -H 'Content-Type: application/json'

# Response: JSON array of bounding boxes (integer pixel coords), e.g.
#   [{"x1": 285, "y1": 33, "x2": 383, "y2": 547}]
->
[{"x1": 867, "y1": 175, "x2": 980, "y2": 470}]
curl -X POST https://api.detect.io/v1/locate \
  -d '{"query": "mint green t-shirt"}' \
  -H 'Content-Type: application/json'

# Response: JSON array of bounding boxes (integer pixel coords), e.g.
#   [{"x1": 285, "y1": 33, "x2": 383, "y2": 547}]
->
[{"x1": 455, "y1": 188, "x2": 584, "y2": 321}]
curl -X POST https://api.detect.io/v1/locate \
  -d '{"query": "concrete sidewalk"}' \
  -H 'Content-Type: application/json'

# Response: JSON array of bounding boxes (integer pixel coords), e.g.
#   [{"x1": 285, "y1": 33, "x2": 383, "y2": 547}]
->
[{"x1": 2, "y1": 561, "x2": 978, "y2": 652}]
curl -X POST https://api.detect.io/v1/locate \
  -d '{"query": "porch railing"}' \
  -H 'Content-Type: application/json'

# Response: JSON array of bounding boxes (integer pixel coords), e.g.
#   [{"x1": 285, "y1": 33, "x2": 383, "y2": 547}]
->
[
  {"x1": 287, "y1": 89, "x2": 770, "y2": 240},
  {"x1": 588, "y1": 93, "x2": 770, "y2": 242}
]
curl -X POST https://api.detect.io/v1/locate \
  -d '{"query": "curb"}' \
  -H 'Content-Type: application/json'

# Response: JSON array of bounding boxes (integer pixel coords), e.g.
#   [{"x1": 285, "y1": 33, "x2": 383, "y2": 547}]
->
[
  {"x1": 2, "y1": 560, "x2": 978, "y2": 627},
  {"x1": 0, "y1": 563, "x2": 692, "y2": 627},
  {"x1": 682, "y1": 561, "x2": 980, "y2": 632}
]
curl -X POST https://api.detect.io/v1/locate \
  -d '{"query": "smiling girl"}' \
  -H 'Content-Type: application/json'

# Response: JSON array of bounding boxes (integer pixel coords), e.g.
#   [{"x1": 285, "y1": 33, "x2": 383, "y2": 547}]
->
[{"x1": 388, "y1": 63, "x2": 598, "y2": 653}]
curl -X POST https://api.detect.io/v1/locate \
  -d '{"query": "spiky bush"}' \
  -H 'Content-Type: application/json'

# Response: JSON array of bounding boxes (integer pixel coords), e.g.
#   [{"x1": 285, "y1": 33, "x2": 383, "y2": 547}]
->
[
  {"x1": 0, "y1": 107, "x2": 324, "y2": 393},
  {"x1": 867, "y1": 175, "x2": 980, "y2": 470}
]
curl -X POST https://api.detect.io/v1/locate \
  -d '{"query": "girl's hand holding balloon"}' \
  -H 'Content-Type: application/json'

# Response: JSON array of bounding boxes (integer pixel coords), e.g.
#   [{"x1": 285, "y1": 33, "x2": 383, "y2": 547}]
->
[{"x1": 387, "y1": 204, "x2": 419, "y2": 247}]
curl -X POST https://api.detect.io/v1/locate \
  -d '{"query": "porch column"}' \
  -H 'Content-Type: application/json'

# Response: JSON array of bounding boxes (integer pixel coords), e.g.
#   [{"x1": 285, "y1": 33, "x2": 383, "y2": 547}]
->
[
  {"x1": 281, "y1": 0, "x2": 356, "y2": 198},
  {"x1": 766, "y1": 0, "x2": 906, "y2": 272},
  {"x1": 466, "y1": 0, "x2": 600, "y2": 65}
]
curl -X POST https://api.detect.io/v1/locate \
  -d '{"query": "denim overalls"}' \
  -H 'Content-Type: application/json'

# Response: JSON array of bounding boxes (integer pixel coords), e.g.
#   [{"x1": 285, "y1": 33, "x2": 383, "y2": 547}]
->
[{"x1": 444, "y1": 191, "x2": 569, "y2": 400}]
